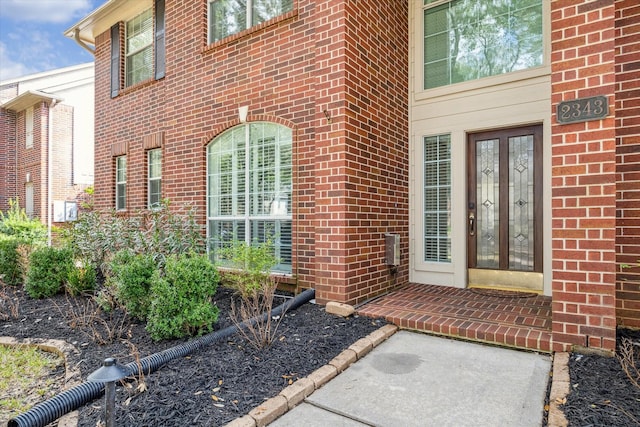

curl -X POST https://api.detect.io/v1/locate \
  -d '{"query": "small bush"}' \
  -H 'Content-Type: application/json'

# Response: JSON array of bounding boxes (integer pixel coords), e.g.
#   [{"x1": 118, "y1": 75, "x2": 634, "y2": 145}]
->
[
  {"x1": 0, "y1": 199, "x2": 48, "y2": 244},
  {"x1": 66, "y1": 262, "x2": 97, "y2": 296},
  {"x1": 220, "y1": 240, "x2": 283, "y2": 349},
  {"x1": 0, "y1": 237, "x2": 23, "y2": 286},
  {"x1": 146, "y1": 254, "x2": 219, "y2": 341},
  {"x1": 25, "y1": 247, "x2": 74, "y2": 298},
  {"x1": 110, "y1": 250, "x2": 156, "y2": 320}
]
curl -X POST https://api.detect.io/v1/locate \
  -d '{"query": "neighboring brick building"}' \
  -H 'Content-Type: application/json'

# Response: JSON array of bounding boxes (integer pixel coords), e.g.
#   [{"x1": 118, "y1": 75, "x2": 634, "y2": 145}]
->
[
  {"x1": 67, "y1": 0, "x2": 639, "y2": 353},
  {"x1": 0, "y1": 63, "x2": 95, "y2": 231}
]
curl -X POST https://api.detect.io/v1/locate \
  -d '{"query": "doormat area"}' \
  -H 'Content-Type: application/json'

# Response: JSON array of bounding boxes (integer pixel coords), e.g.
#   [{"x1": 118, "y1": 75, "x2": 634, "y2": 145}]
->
[{"x1": 470, "y1": 288, "x2": 539, "y2": 298}]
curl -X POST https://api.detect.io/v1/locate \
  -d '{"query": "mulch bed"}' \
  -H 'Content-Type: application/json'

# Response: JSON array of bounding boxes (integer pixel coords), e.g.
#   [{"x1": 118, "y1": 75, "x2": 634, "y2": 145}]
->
[
  {"x1": 2, "y1": 284, "x2": 640, "y2": 427},
  {"x1": 562, "y1": 328, "x2": 640, "y2": 427},
  {"x1": 1, "y1": 286, "x2": 385, "y2": 426}
]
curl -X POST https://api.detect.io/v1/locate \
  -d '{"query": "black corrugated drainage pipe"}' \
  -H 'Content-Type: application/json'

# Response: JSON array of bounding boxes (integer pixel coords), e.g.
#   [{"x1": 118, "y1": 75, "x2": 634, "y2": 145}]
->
[{"x1": 8, "y1": 288, "x2": 316, "y2": 427}]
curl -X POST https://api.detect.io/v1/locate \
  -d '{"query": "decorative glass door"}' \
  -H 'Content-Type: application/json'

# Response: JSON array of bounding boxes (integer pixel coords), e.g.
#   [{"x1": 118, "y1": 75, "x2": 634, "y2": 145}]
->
[{"x1": 467, "y1": 125, "x2": 543, "y2": 291}]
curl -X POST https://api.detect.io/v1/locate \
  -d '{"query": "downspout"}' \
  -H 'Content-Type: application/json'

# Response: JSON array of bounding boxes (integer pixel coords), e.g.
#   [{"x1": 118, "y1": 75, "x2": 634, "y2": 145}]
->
[
  {"x1": 47, "y1": 100, "x2": 57, "y2": 247},
  {"x1": 73, "y1": 29, "x2": 95, "y2": 55}
]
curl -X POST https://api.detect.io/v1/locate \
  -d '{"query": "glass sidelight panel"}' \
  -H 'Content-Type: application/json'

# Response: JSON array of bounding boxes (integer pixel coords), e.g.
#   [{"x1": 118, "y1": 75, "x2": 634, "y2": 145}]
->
[
  {"x1": 476, "y1": 138, "x2": 500, "y2": 268},
  {"x1": 509, "y1": 135, "x2": 535, "y2": 271},
  {"x1": 424, "y1": 134, "x2": 452, "y2": 262}
]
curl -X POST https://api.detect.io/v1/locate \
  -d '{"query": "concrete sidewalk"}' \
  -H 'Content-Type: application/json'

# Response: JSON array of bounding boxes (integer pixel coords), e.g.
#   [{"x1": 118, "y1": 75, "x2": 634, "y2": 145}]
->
[{"x1": 269, "y1": 331, "x2": 551, "y2": 427}]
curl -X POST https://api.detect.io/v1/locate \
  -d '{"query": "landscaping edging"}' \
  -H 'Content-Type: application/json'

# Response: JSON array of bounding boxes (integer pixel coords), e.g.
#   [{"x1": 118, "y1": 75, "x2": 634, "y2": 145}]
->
[
  {"x1": 547, "y1": 352, "x2": 570, "y2": 427},
  {"x1": 2, "y1": 325, "x2": 572, "y2": 427},
  {"x1": 223, "y1": 324, "x2": 399, "y2": 427}
]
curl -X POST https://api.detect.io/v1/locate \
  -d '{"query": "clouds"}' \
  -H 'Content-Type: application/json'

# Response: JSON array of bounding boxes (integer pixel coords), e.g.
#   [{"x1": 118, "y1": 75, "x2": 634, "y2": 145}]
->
[
  {"x1": 0, "y1": 41, "x2": 38, "y2": 81},
  {"x1": 0, "y1": 0, "x2": 99, "y2": 81},
  {"x1": 0, "y1": 0, "x2": 94, "y2": 24}
]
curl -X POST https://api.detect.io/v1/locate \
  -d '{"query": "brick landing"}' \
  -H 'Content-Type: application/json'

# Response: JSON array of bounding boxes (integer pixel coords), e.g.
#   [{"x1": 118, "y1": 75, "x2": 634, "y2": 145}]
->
[{"x1": 357, "y1": 283, "x2": 552, "y2": 353}]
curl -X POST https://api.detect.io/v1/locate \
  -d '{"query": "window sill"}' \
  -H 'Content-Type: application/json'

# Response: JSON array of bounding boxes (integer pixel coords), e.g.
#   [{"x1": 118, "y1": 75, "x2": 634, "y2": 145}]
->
[
  {"x1": 117, "y1": 75, "x2": 163, "y2": 97},
  {"x1": 202, "y1": 9, "x2": 298, "y2": 55},
  {"x1": 414, "y1": 65, "x2": 551, "y2": 103}
]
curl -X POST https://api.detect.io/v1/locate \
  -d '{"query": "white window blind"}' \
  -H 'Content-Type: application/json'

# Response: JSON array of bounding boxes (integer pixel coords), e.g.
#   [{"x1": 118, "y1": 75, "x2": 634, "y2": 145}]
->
[
  {"x1": 126, "y1": 9, "x2": 153, "y2": 87},
  {"x1": 423, "y1": 0, "x2": 543, "y2": 90},
  {"x1": 424, "y1": 134, "x2": 451, "y2": 262},
  {"x1": 116, "y1": 156, "x2": 127, "y2": 210},
  {"x1": 148, "y1": 149, "x2": 162, "y2": 208},
  {"x1": 26, "y1": 107, "x2": 33, "y2": 148},
  {"x1": 207, "y1": 123, "x2": 292, "y2": 272}
]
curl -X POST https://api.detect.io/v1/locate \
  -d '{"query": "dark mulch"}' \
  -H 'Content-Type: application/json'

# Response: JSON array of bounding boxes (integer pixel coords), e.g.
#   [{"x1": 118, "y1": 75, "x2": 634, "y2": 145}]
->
[
  {"x1": 563, "y1": 328, "x2": 640, "y2": 427},
  {"x1": 3, "y1": 284, "x2": 640, "y2": 427},
  {"x1": 1, "y1": 286, "x2": 385, "y2": 426}
]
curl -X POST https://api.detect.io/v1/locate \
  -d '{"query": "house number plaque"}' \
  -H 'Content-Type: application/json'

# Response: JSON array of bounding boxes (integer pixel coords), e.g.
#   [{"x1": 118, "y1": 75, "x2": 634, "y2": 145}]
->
[{"x1": 556, "y1": 96, "x2": 608, "y2": 124}]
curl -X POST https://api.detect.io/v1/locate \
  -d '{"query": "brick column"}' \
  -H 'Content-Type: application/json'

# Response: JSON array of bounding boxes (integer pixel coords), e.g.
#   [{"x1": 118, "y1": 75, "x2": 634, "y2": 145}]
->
[
  {"x1": 551, "y1": 0, "x2": 618, "y2": 352},
  {"x1": 615, "y1": 0, "x2": 640, "y2": 329}
]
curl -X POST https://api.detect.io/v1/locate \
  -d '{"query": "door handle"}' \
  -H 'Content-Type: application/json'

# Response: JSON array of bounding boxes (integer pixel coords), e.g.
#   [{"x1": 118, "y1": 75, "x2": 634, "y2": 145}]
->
[{"x1": 469, "y1": 212, "x2": 475, "y2": 236}]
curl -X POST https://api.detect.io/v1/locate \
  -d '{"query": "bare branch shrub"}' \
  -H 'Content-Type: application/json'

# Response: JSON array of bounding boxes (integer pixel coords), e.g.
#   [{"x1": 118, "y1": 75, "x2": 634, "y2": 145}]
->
[
  {"x1": 230, "y1": 273, "x2": 284, "y2": 349},
  {"x1": 15, "y1": 243, "x2": 34, "y2": 284},
  {"x1": 0, "y1": 285, "x2": 19, "y2": 320},
  {"x1": 220, "y1": 240, "x2": 286, "y2": 349},
  {"x1": 56, "y1": 295, "x2": 131, "y2": 345},
  {"x1": 617, "y1": 337, "x2": 640, "y2": 390}
]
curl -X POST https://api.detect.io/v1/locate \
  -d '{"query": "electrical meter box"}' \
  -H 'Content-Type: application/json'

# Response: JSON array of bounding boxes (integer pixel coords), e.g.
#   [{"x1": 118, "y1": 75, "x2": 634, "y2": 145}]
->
[{"x1": 385, "y1": 233, "x2": 400, "y2": 266}]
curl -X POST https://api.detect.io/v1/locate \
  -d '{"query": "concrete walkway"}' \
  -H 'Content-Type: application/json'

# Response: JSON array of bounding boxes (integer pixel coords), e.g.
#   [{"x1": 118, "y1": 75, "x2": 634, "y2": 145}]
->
[{"x1": 269, "y1": 331, "x2": 551, "y2": 427}]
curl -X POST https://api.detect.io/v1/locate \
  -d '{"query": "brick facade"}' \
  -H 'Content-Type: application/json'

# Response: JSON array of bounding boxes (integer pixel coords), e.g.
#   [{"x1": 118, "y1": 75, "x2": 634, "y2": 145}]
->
[
  {"x1": 80, "y1": 0, "x2": 638, "y2": 352},
  {"x1": 91, "y1": 0, "x2": 409, "y2": 305},
  {"x1": 551, "y1": 0, "x2": 618, "y2": 351},
  {"x1": 615, "y1": 0, "x2": 640, "y2": 329},
  {"x1": 1, "y1": 65, "x2": 93, "y2": 225},
  {"x1": 0, "y1": 108, "x2": 16, "y2": 213}
]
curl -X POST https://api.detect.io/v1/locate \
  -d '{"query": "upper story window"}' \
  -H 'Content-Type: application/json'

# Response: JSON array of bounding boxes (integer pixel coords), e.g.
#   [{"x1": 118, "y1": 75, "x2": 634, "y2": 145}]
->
[
  {"x1": 148, "y1": 149, "x2": 162, "y2": 209},
  {"x1": 423, "y1": 0, "x2": 543, "y2": 90},
  {"x1": 110, "y1": 0, "x2": 165, "y2": 97},
  {"x1": 116, "y1": 155, "x2": 127, "y2": 210},
  {"x1": 208, "y1": 0, "x2": 293, "y2": 44},
  {"x1": 25, "y1": 107, "x2": 33, "y2": 148},
  {"x1": 126, "y1": 9, "x2": 153, "y2": 87}
]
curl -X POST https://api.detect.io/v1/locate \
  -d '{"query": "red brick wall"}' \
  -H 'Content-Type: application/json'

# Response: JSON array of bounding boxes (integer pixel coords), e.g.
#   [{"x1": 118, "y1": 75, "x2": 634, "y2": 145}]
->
[
  {"x1": 313, "y1": 0, "x2": 408, "y2": 304},
  {"x1": 0, "y1": 83, "x2": 18, "y2": 212},
  {"x1": 0, "y1": 108, "x2": 16, "y2": 213},
  {"x1": 92, "y1": 0, "x2": 408, "y2": 304},
  {"x1": 551, "y1": 0, "x2": 618, "y2": 352},
  {"x1": 16, "y1": 103, "x2": 47, "y2": 223},
  {"x1": 615, "y1": 0, "x2": 640, "y2": 329}
]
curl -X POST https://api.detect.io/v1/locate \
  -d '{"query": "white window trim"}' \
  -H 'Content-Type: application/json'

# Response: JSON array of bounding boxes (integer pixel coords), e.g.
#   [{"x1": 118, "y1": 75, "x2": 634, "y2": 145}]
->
[
  {"x1": 414, "y1": 0, "x2": 551, "y2": 102},
  {"x1": 423, "y1": 133, "x2": 452, "y2": 264},
  {"x1": 207, "y1": 123, "x2": 293, "y2": 272},
  {"x1": 115, "y1": 156, "x2": 127, "y2": 210},
  {"x1": 125, "y1": 8, "x2": 153, "y2": 87},
  {"x1": 207, "y1": 0, "x2": 293, "y2": 44},
  {"x1": 25, "y1": 107, "x2": 34, "y2": 148},
  {"x1": 147, "y1": 149, "x2": 162, "y2": 209},
  {"x1": 25, "y1": 183, "x2": 34, "y2": 218}
]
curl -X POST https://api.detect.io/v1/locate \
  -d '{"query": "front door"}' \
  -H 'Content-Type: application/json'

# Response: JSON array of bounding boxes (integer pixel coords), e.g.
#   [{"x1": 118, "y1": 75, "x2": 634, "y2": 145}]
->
[{"x1": 467, "y1": 125, "x2": 543, "y2": 292}]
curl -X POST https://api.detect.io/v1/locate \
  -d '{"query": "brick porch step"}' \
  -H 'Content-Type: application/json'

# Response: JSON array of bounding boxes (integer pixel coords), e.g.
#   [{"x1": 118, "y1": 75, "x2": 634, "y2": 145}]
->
[{"x1": 357, "y1": 283, "x2": 552, "y2": 353}]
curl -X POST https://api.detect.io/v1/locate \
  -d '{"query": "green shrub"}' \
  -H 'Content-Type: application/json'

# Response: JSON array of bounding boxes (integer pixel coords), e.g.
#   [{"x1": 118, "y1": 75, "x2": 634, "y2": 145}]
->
[
  {"x1": 0, "y1": 199, "x2": 47, "y2": 245},
  {"x1": 25, "y1": 247, "x2": 74, "y2": 298},
  {"x1": 66, "y1": 262, "x2": 97, "y2": 296},
  {"x1": 146, "y1": 254, "x2": 219, "y2": 341},
  {"x1": 0, "y1": 236, "x2": 23, "y2": 286},
  {"x1": 109, "y1": 250, "x2": 156, "y2": 320},
  {"x1": 66, "y1": 202, "x2": 204, "y2": 282}
]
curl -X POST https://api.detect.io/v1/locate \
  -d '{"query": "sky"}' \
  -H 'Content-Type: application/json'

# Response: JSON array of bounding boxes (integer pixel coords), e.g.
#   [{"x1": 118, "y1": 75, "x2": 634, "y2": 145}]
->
[{"x1": 0, "y1": 0, "x2": 106, "y2": 82}]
